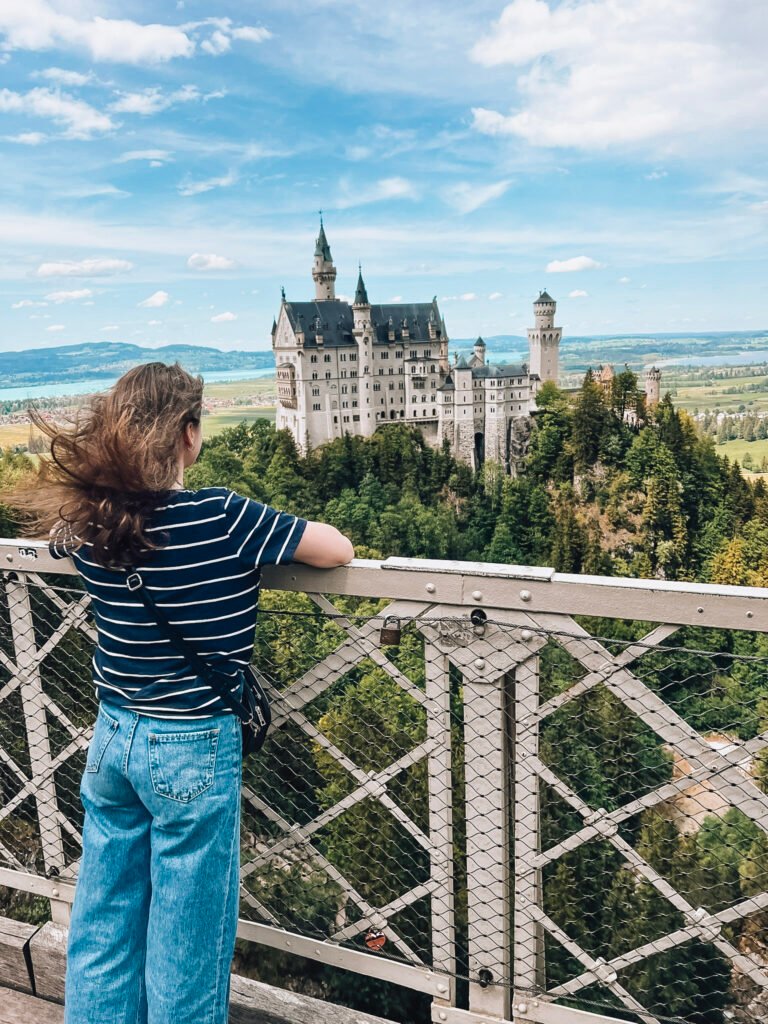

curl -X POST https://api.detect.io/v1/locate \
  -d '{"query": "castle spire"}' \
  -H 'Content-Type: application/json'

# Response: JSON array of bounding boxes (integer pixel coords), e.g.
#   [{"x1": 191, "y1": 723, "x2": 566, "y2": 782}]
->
[
  {"x1": 353, "y1": 264, "x2": 369, "y2": 306},
  {"x1": 312, "y1": 214, "x2": 337, "y2": 301}
]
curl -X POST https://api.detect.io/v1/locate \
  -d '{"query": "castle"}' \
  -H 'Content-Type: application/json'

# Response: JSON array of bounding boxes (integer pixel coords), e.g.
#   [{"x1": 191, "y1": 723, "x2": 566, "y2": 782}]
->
[{"x1": 272, "y1": 221, "x2": 659, "y2": 471}]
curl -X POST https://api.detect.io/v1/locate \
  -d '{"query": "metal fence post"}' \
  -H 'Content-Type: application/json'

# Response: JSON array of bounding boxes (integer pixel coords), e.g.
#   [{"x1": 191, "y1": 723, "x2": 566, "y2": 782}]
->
[
  {"x1": 512, "y1": 653, "x2": 544, "y2": 1006},
  {"x1": 462, "y1": 663, "x2": 512, "y2": 1020},
  {"x1": 425, "y1": 641, "x2": 457, "y2": 1011},
  {"x1": 6, "y1": 574, "x2": 70, "y2": 925}
]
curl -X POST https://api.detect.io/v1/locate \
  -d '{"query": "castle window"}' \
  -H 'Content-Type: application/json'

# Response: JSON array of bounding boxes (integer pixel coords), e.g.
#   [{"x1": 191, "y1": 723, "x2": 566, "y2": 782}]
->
[
  {"x1": 341, "y1": 385, "x2": 348, "y2": 394},
  {"x1": 350, "y1": 352, "x2": 357, "y2": 361},
  {"x1": 325, "y1": 371, "x2": 331, "y2": 379},
  {"x1": 351, "y1": 385, "x2": 357, "y2": 394},
  {"x1": 311, "y1": 372, "x2": 318, "y2": 380},
  {"x1": 430, "y1": 364, "x2": 436, "y2": 373},
  {"x1": 389, "y1": 367, "x2": 394, "y2": 375},
  {"x1": 379, "y1": 368, "x2": 384, "y2": 375},
  {"x1": 342, "y1": 401, "x2": 348, "y2": 408},
  {"x1": 410, "y1": 350, "x2": 418, "y2": 359},
  {"x1": 340, "y1": 353, "x2": 346, "y2": 361},
  {"x1": 340, "y1": 370, "x2": 347, "y2": 378},
  {"x1": 310, "y1": 354, "x2": 317, "y2": 363},
  {"x1": 396, "y1": 350, "x2": 403, "y2": 358},
  {"x1": 352, "y1": 400, "x2": 358, "y2": 408},
  {"x1": 334, "y1": 416, "x2": 338, "y2": 423},
  {"x1": 389, "y1": 383, "x2": 394, "y2": 391},
  {"x1": 312, "y1": 403, "x2": 321, "y2": 411},
  {"x1": 353, "y1": 414, "x2": 360, "y2": 422},
  {"x1": 373, "y1": 382, "x2": 381, "y2": 391},
  {"x1": 312, "y1": 387, "x2": 320, "y2": 397},
  {"x1": 324, "y1": 354, "x2": 331, "y2": 363},
  {"x1": 399, "y1": 382, "x2": 404, "y2": 389},
  {"x1": 410, "y1": 366, "x2": 415, "y2": 373},
  {"x1": 381, "y1": 351, "x2": 389, "y2": 359},
  {"x1": 343, "y1": 415, "x2": 349, "y2": 423}
]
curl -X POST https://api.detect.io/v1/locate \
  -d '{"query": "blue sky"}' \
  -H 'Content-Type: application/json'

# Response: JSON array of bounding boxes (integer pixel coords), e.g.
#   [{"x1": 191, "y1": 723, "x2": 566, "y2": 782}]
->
[{"x1": 0, "y1": 0, "x2": 766, "y2": 353}]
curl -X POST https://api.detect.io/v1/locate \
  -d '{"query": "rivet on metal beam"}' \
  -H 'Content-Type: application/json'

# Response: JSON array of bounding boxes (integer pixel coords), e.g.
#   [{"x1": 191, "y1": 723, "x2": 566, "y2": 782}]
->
[
  {"x1": 474, "y1": 658, "x2": 486, "y2": 670},
  {"x1": 747, "y1": 611, "x2": 754, "y2": 618},
  {"x1": 521, "y1": 629, "x2": 533, "y2": 641},
  {"x1": 520, "y1": 589, "x2": 532, "y2": 602},
  {"x1": 425, "y1": 582, "x2": 436, "y2": 593},
  {"x1": 436, "y1": 983, "x2": 448, "y2": 994},
  {"x1": 5, "y1": 554, "x2": 12, "y2": 563},
  {"x1": 471, "y1": 590, "x2": 483, "y2": 601},
  {"x1": 697, "y1": 606, "x2": 704, "y2": 613}
]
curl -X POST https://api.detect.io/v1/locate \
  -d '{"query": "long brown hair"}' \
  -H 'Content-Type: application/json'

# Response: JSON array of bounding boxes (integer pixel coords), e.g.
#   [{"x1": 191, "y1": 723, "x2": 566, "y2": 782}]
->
[{"x1": 5, "y1": 362, "x2": 203, "y2": 568}]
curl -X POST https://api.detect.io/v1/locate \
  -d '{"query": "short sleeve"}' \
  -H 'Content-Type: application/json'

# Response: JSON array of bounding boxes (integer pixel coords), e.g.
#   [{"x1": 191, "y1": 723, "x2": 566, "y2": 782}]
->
[
  {"x1": 49, "y1": 521, "x2": 75, "y2": 560},
  {"x1": 224, "y1": 491, "x2": 308, "y2": 568}
]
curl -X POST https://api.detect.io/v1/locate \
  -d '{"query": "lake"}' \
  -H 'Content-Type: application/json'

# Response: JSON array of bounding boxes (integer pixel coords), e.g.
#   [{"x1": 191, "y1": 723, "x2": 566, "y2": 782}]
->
[{"x1": 0, "y1": 367, "x2": 276, "y2": 403}]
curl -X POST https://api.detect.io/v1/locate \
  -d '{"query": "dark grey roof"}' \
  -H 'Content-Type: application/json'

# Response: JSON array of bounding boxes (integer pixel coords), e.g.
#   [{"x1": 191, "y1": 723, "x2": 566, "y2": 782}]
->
[
  {"x1": 315, "y1": 220, "x2": 332, "y2": 261},
  {"x1": 438, "y1": 374, "x2": 455, "y2": 392},
  {"x1": 472, "y1": 363, "x2": 528, "y2": 379},
  {"x1": 535, "y1": 290, "x2": 555, "y2": 304},
  {"x1": 354, "y1": 269, "x2": 369, "y2": 306},
  {"x1": 283, "y1": 299, "x2": 443, "y2": 347},
  {"x1": 475, "y1": 336, "x2": 486, "y2": 347},
  {"x1": 455, "y1": 354, "x2": 469, "y2": 369}
]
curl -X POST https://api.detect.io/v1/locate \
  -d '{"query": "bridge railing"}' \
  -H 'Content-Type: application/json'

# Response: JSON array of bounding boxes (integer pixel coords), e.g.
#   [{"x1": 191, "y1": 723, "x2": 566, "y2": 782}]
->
[{"x1": 0, "y1": 540, "x2": 767, "y2": 1024}]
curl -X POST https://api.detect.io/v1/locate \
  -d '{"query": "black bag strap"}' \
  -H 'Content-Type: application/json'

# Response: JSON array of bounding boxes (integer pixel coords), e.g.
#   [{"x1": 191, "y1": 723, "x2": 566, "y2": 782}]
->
[{"x1": 125, "y1": 570, "x2": 252, "y2": 724}]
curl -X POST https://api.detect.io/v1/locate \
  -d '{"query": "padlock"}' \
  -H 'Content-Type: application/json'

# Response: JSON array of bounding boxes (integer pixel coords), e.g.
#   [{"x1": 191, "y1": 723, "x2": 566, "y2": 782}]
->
[
  {"x1": 379, "y1": 615, "x2": 402, "y2": 647},
  {"x1": 364, "y1": 928, "x2": 387, "y2": 951}
]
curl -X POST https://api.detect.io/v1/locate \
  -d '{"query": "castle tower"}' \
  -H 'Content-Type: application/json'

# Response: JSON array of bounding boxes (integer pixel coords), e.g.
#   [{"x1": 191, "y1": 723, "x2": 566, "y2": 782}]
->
[
  {"x1": 528, "y1": 290, "x2": 561, "y2": 384},
  {"x1": 645, "y1": 366, "x2": 661, "y2": 408},
  {"x1": 472, "y1": 336, "x2": 486, "y2": 367},
  {"x1": 352, "y1": 267, "x2": 375, "y2": 436},
  {"x1": 312, "y1": 217, "x2": 337, "y2": 301}
]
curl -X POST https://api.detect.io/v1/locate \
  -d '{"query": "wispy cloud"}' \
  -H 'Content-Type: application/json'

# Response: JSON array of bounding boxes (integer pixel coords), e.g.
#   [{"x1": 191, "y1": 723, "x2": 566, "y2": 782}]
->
[
  {"x1": 443, "y1": 179, "x2": 513, "y2": 214},
  {"x1": 4, "y1": 131, "x2": 46, "y2": 144},
  {"x1": 116, "y1": 149, "x2": 173, "y2": 165},
  {"x1": 546, "y1": 256, "x2": 604, "y2": 273},
  {"x1": 178, "y1": 171, "x2": 237, "y2": 197},
  {"x1": 0, "y1": 87, "x2": 113, "y2": 138},
  {"x1": 44, "y1": 288, "x2": 93, "y2": 302},
  {"x1": 46, "y1": 323, "x2": 65, "y2": 331},
  {"x1": 335, "y1": 176, "x2": 417, "y2": 209},
  {"x1": 36, "y1": 258, "x2": 133, "y2": 277},
  {"x1": 138, "y1": 290, "x2": 169, "y2": 308},
  {"x1": 36, "y1": 67, "x2": 94, "y2": 87},
  {"x1": 187, "y1": 253, "x2": 237, "y2": 271},
  {"x1": 211, "y1": 310, "x2": 237, "y2": 322},
  {"x1": 568, "y1": 289, "x2": 589, "y2": 298},
  {"x1": 110, "y1": 84, "x2": 205, "y2": 116}
]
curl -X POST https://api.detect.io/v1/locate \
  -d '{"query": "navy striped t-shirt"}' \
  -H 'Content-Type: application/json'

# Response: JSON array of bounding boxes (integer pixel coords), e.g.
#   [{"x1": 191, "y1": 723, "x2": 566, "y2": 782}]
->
[{"x1": 50, "y1": 487, "x2": 307, "y2": 719}]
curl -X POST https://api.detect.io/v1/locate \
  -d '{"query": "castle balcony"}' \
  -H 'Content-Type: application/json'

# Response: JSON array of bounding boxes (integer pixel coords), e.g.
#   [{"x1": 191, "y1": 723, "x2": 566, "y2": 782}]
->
[
  {"x1": 276, "y1": 364, "x2": 298, "y2": 408},
  {"x1": 0, "y1": 541, "x2": 767, "y2": 1024}
]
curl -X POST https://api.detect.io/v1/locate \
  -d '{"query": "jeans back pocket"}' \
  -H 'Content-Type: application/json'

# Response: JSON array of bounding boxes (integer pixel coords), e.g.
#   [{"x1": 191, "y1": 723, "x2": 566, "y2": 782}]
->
[
  {"x1": 148, "y1": 728, "x2": 220, "y2": 803},
  {"x1": 86, "y1": 706, "x2": 119, "y2": 773}
]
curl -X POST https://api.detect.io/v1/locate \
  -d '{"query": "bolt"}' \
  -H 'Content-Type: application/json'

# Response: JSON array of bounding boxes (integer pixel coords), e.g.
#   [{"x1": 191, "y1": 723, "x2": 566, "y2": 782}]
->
[
  {"x1": 5, "y1": 554, "x2": 12, "y2": 563},
  {"x1": 520, "y1": 589, "x2": 532, "y2": 602},
  {"x1": 439, "y1": 1014, "x2": 447, "y2": 1022},
  {"x1": 521, "y1": 629, "x2": 533, "y2": 641},
  {"x1": 474, "y1": 658, "x2": 486, "y2": 670},
  {"x1": 436, "y1": 983, "x2": 448, "y2": 994},
  {"x1": 516, "y1": 1004, "x2": 528, "y2": 1014},
  {"x1": 697, "y1": 606, "x2": 704, "y2": 613},
  {"x1": 472, "y1": 590, "x2": 483, "y2": 601},
  {"x1": 426, "y1": 582, "x2": 436, "y2": 593},
  {"x1": 51, "y1": 888, "x2": 59, "y2": 897},
  {"x1": 747, "y1": 611, "x2": 754, "y2": 618}
]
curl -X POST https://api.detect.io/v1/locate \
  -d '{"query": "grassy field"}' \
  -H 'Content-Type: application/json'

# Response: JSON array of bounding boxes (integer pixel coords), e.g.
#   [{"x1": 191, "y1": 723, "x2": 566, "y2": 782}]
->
[
  {"x1": 667, "y1": 373, "x2": 768, "y2": 413},
  {"x1": 713, "y1": 437, "x2": 768, "y2": 472},
  {"x1": 202, "y1": 407, "x2": 276, "y2": 436}
]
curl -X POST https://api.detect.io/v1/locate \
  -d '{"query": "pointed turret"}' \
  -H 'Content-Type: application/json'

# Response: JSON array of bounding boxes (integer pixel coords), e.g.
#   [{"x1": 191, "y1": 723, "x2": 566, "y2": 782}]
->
[
  {"x1": 354, "y1": 265, "x2": 369, "y2": 306},
  {"x1": 312, "y1": 216, "x2": 337, "y2": 301}
]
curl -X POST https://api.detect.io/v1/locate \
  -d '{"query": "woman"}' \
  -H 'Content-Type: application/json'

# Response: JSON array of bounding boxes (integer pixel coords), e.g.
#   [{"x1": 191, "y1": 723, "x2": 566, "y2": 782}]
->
[{"x1": 8, "y1": 362, "x2": 353, "y2": 1024}]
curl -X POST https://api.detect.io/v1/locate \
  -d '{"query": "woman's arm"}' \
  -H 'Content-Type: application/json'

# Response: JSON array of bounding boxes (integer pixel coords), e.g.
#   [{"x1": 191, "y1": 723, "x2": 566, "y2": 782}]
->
[{"x1": 293, "y1": 521, "x2": 354, "y2": 568}]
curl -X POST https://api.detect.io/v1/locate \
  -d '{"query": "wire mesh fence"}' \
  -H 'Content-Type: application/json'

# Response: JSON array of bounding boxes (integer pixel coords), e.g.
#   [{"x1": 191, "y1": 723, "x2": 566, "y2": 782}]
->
[{"x1": 0, "y1": 557, "x2": 767, "y2": 1024}]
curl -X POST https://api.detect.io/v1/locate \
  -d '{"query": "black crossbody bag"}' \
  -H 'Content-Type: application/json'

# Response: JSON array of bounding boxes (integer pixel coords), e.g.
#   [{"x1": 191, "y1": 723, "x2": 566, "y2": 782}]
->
[{"x1": 125, "y1": 570, "x2": 271, "y2": 758}]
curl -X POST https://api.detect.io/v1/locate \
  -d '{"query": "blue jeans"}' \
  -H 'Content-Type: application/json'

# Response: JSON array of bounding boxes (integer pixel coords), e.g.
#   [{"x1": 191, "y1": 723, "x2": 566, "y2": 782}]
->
[{"x1": 65, "y1": 702, "x2": 243, "y2": 1024}]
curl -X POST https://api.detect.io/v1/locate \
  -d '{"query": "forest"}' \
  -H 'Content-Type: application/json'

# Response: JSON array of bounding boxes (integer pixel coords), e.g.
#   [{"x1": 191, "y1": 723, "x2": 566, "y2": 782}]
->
[{"x1": 0, "y1": 370, "x2": 766, "y2": 1024}]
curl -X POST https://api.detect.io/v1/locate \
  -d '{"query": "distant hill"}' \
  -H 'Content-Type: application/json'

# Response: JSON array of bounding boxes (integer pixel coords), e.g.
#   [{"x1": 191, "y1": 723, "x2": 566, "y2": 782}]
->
[{"x1": 0, "y1": 342, "x2": 274, "y2": 389}]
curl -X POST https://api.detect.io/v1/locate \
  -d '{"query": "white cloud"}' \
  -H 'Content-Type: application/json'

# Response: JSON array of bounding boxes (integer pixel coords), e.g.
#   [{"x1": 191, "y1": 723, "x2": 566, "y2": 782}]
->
[
  {"x1": 460, "y1": 292, "x2": 476, "y2": 301},
  {"x1": 147, "y1": 319, "x2": 162, "y2": 325},
  {"x1": 37, "y1": 67, "x2": 93, "y2": 87},
  {"x1": 44, "y1": 288, "x2": 93, "y2": 302},
  {"x1": 645, "y1": 170, "x2": 668, "y2": 180},
  {"x1": 568, "y1": 289, "x2": 589, "y2": 298},
  {"x1": 0, "y1": 87, "x2": 113, "y2": 138},
  {"x1": 100, "y1": 324, "x2": 119, "y2": 331},
  {"x1": 110, "y1": 84, "x2": 202, "y2": 115},
  {"x1": 389, "y1": 295, "x2": 403, "y2": 302},
  {"x1": 36, "y1": 257, "x2": 133, "y2": 277},
  {"x1": 335, "y1": 176, "x2": 417, "y2": 209},
  {"x1": 470, "y1": 0, "x2": 768, "y2": 151},
  {"x1": 0, "y1": 6, "x2": 194, "y2": 65},
  {"x1": 231, "y1": 26, "x2": 271, "y2": 44},
  {"x1": 138, "y1": 290, "x2": 169, "y2": 308},
  {"x1": 546, "y1": 256, "x2": 604, "y2": 273},
  {"x1": 187, "y1": 253, "x2": 237, "y2": 271},
  {"x1": 488, "y1": 292, "x2": 503, "y2": 300},
  {"x1": 46, "y1": 323, "x2": 65, "y2": 331},
  {"x1": 5, "y1": 131, "x2": 46, "y2": 144},
  {"x1": 201, "y1": 30, "x2": 230, "y2": 56},
  {"x1": 12, "y1": 299, "x2": 46, "y2": 308},
  {"x1": 618, "y1": 276, "x2": 631, "y2": 284},
  {"x1": 178, "y1": 171, "x2": 237, "y2": 197},
  {"x1": 116, "y1": 148, "x2": 172, "y2": 164},
  {"x1": 443, "y1": 179, "x2": 513, "y2": 214},
  {"x1": 211, "y1": 311, "x2": 237, "y2": 322},
  {"x1": 194, "y1": 18, "x2": 271, "y2": 55}
]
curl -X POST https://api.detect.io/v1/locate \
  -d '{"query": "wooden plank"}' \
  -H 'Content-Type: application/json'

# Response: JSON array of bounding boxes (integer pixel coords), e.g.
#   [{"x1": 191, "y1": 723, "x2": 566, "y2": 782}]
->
[
  {"x1": 0, "y1": 985, "x2": 64, "y2": 1024},
  {"x1": 229, "y1": 973, "x2": 397, "y2": 1024},
  {"x1": 0, "y1": 918, "x2": 35, "y2": 995},
  {"x1": 27, "y1": 921, "x2": 66, "y2": 1003}
]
